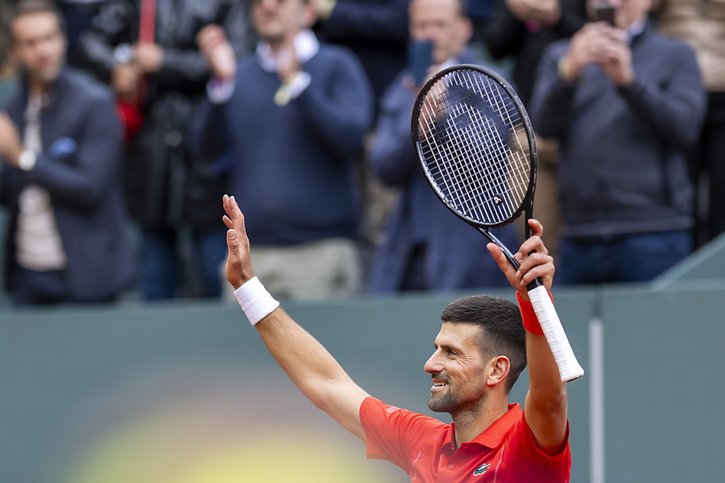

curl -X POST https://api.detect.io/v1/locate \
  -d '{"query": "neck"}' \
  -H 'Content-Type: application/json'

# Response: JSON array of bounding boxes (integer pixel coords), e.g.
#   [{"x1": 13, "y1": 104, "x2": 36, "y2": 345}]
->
[
  {"x1": 266, "y1": 31, "x2": 299, "y2": 54},
  {"x1": 27, "y1": 77, "x2": 50, "y2": 97},
  {"x1": 451, "y1": 397, "x2": 509, "y2": 446}
]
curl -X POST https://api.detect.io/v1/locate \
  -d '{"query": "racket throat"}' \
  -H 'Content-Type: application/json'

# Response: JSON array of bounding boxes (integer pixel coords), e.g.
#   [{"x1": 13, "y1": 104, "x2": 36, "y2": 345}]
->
[{"x1": 481, "y1": 228, "x2": 543, "y2": 292}]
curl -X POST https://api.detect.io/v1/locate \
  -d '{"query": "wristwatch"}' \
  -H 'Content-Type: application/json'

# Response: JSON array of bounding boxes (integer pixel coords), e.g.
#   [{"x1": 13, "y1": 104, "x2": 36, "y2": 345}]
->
[{"x1": 17, "y1": 149, "x2": 37, "y2": 171}]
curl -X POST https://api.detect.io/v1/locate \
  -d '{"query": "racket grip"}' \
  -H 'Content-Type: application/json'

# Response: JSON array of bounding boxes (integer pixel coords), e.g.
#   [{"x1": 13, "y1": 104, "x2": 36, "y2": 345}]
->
[{"x1": 527, "y1": 285, "x2": 585, "y2": 382}]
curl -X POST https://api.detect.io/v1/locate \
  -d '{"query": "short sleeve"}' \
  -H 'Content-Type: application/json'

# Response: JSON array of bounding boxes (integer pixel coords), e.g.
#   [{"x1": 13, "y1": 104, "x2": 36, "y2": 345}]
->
[
  {"x1": 359, "y1": 397, "x2": 447, "y2": 472},
  {"x1": 509, "y1": 413, "x2": 572, "y2": 481}
]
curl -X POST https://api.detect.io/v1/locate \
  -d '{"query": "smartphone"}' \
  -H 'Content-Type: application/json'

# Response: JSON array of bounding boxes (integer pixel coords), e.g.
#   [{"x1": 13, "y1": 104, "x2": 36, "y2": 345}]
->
[
  {"x1": 408, "y1": 39, "x2": 433, "y2": 86},
  {"x1": 592, "y1": 5, "x2": 616, "y2": 26}
]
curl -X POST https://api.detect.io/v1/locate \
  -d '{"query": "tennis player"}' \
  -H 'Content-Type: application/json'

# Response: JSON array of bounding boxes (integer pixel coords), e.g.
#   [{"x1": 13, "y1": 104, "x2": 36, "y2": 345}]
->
[{"x1": 222, "y1": 194, "x2": 571, "y2": 481}]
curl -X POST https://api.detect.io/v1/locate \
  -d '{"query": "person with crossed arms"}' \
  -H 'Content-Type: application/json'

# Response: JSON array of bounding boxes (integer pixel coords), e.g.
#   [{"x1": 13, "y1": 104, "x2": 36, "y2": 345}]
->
[{"x1": 221, "y1": 194, "x2": 572, "y2": 482}]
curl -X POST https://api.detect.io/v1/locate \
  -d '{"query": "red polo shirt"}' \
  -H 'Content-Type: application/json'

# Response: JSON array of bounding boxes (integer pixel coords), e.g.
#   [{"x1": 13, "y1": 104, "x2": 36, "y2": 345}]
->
[{"x1": 360, "y1": 397, "x2": 571, "y2": 482}]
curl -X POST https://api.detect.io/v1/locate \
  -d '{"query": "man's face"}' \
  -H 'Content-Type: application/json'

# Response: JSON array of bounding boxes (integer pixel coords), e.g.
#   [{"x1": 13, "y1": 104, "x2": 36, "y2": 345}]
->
[
  {"x1": 590, "y1": 0, "x2": 652, "y2": 29},
  {"x1": 11, "y1": 11, "x2": 66, "y2": 85},
  {"x1": 251, "y1": 0, "x2": 313, "y2": 45},
  {"x1": 423, "y1": 322, "x2": 488, "y2": 414},
  {"x1": 409, "y1": 0, "x2": 471, "y2": 65}
]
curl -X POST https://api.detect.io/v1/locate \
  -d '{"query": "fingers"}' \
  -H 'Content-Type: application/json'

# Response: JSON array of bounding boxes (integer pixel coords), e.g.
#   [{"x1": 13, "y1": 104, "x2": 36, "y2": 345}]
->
[
  {"x1": 487, "y1": 243, "x2": 523, "y2": 292},
  {"x1": 527, "y1": 218, "x2": 543, "y2": 238},
  {"x1": 222, "y1": 194, "x2": 247, "y2": 237},
  {"x1": 516, "y1": 252, "x2": 555, "y2": 288}
]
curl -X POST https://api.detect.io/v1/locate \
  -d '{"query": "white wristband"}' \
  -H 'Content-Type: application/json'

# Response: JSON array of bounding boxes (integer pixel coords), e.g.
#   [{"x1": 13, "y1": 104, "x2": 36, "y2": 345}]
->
[{"x1": 234, "y1": 276, "x2": 280, "y2": 326}]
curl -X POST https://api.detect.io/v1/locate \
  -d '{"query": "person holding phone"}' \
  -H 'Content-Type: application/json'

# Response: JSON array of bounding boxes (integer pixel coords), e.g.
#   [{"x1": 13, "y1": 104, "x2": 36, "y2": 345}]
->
[
  {"x1": 528, "y1": 0, "x2": 707, "y2": 284},
  {"x1": 366, "y1": 0, "x2": 518, "y2": 293}
]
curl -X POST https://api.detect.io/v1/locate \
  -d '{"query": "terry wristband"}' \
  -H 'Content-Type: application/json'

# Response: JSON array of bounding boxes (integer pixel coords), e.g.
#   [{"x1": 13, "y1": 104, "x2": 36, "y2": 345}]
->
[
  {"x1": 234, "y1": 276, "x2": 280, "y2": 326},
  {"x1": 516, "y1": 291, "x2": 553, "y2": 336}
]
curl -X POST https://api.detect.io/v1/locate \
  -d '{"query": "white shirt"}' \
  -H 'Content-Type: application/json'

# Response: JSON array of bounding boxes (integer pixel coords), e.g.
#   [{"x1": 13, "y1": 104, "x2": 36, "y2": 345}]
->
[{"x1": 15, "y1": 93, "x2": 67, "y2": 271}]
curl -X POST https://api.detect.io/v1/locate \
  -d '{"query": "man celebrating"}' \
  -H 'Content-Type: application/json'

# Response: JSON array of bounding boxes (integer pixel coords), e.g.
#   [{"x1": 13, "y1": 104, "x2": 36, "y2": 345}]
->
[
  {"x1": 221, "y1": 194, "x2": 572, "y2": 481},
  {"x1": 0, "y1": 0, "x2": 135, "y2": 305}
]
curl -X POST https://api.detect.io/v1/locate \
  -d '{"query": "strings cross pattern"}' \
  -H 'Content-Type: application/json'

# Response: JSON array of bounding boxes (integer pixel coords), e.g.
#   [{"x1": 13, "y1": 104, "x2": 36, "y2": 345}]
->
[{"x1": 414, "y1": 67, "x2": 533, "y2": 227}]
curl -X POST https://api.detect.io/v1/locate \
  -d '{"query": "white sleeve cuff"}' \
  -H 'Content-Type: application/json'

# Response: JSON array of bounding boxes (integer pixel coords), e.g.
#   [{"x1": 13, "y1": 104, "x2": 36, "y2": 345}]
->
[{"x1": 207, "y1": 77, "x2": 236, "y2": 104}]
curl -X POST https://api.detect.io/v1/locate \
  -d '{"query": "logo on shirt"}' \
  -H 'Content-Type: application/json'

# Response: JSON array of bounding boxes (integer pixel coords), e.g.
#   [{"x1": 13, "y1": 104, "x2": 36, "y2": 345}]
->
[{"x1": 473, "y1": 463, "x2": 491, "y2": 476}]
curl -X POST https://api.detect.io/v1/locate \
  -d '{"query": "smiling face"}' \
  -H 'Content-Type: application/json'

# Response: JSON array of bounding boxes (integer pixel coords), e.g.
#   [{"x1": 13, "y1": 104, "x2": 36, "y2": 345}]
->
[{"x1": 423, "y1": 322, "x2": 489, "y2": 414}]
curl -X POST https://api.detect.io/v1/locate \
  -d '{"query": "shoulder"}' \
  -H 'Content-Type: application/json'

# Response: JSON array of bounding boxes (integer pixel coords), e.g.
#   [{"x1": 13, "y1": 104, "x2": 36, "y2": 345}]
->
[
  {"x1": 360, "y1": 397, "x2": 445, "y2": 431},
  {"x1": 315, "y1": 43, "x2": 364, "y2": 69},
  {"x1": 640, "y1": 25, "x2": 696, "y2": 58},
  {"x1": 60, "y1": 68, "x2": 115, "y2": 104}
]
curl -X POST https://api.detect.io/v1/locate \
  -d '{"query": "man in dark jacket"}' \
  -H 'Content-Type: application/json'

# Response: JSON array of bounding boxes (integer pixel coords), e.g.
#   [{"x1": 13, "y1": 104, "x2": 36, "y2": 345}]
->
[
  {"x1": 80, "y1": 0, "x2": 247, "y2": 300},
  {"x1": 367, "y1": 0, "x2": 518, "y2": 293},
  {"x1": 0, "y1": 0, "x2": 135, "y2": 305},
  {"x1": 529, "y1": 0, "x2": 707, "y2": 283}
]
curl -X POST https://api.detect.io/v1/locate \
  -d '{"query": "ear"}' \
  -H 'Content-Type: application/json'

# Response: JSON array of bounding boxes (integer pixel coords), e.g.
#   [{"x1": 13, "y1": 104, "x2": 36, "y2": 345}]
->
[{"x1": 485, "y1": 355, "x2": 511, "y2": 388}]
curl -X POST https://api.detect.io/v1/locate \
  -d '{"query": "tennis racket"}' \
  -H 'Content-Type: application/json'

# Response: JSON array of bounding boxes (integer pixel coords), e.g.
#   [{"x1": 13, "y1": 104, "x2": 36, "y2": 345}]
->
[{"x1": 411, "y1": 64, "x2": 584, "y2": 382}]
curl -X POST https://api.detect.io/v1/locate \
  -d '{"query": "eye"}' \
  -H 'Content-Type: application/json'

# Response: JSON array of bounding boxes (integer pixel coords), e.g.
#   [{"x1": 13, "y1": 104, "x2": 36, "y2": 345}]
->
[{"x1": 446, "y1": 348, "x2": 457, "y2": 357}]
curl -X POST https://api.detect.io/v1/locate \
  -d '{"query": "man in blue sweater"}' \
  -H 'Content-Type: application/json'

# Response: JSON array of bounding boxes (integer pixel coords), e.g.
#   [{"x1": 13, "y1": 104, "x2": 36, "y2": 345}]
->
[
  {"x1": 529, "y1": 0, "x2": 706, "y2": 284},
  {"x1": 193, "y1": 0, "x2": 373, "y2": 300}
]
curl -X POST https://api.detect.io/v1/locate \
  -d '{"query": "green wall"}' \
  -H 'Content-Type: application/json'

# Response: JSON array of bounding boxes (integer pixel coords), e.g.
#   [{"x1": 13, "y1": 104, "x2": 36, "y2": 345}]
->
[{"x1": 0, "y1": 283, "x2": 723, "y2": 482}]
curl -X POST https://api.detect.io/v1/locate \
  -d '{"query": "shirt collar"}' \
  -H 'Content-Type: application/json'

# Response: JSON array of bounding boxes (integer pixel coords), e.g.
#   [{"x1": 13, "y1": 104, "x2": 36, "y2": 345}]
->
[
  {"x1": 626, "y1": 20, "x2": 646, "y2": 44},
  {"x1": 445, "y1": 403, "x2": 523, "y2": 450},
  {"x1": 256, "y1": 30, "x2": 319, "y2": 73}
]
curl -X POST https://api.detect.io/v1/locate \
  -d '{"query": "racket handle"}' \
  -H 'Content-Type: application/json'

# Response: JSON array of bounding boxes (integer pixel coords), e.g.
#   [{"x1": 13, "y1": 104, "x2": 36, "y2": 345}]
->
[{"x1": 527, "y1": 285, "x2": 585, "y2": 382}]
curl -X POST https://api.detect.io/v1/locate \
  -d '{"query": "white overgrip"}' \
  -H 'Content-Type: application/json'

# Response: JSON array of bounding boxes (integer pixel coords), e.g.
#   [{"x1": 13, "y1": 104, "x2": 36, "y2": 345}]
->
[{"x1": 527, "y1": 285, "x2": 585, "y2": 382}]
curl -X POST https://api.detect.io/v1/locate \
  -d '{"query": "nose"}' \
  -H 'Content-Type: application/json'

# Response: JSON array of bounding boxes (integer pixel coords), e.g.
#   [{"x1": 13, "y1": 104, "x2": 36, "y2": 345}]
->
[{"x1": 424, "y1": 351, "x2": 443, "y2": 374}]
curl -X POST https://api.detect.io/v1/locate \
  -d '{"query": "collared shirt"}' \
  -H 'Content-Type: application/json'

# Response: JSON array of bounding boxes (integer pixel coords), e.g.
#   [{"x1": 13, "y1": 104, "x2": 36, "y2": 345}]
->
[
  {"x1": 360, "y1": 397, "x2": 571, "y2": 482},
  {"x1": 15, "y1": 93, "x2": 67, "y2": 271},
  {"x1": 208, "y1": 30, "x2": 318, "y2": 105}
]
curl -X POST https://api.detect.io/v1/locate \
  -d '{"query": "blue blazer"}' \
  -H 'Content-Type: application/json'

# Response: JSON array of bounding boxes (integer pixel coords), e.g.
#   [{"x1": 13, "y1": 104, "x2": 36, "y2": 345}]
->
[
  {"x1": 0, "y1": 68, "x2": 136, "y2": 301},
  {"x1": 367, "y1": 63, "x2": 518, "y2": 293}
]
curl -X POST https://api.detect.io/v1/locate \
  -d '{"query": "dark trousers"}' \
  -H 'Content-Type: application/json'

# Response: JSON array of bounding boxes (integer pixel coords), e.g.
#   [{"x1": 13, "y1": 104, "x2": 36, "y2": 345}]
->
[
  {"x1": 140, "y1": 226, "x2": 227, "y2": 301},
  {"x1": 12, "y1": 266, "x2": 69, "y2": 306},
  {"x1": 557, "y1": 230, "x2": 692, "y2": 285},
  {"x1": 693, "y1": 91, "x2": 725, "y2": 245}
]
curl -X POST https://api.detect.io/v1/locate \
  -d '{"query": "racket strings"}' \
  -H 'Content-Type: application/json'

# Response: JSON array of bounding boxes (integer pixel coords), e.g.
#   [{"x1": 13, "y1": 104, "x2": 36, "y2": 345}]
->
[{"x1": 417, "y1": 69, "x2": 532, "y2": 225}]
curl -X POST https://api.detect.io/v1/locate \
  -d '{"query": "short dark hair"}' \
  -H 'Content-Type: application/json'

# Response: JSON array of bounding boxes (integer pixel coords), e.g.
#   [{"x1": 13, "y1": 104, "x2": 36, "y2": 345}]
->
[
  {"x1": 6, "y1": 0, "x2": 65, "y2": 45},
  {"x1": 441, "y1": 295, "x2": 526, "y2": 393}
]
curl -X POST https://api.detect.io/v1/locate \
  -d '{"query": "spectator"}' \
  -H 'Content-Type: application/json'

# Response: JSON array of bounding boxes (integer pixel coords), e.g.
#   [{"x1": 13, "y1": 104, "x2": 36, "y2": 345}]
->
[
  {"x1": 313, "y1": 0, "x2": 409, "y2": 116},
  {"x1": 530, "y1": 0, "x2": 707, "y2": 284},
  {"x1": 483, "y1": 0, "x2": 587, "y2": 258},
  {"x1": 654, "y1": 0, "x2": 725, "y2": 245},
  {"x1": 192, "y1": 0, "x2": 373, "y2": 300},
  {"x1": 57, "y1": 0, "x2": 110, "y2": 70},
  {"x1": 0, "y1": 0, "x2": 135, "y2": 305},
  {"x1": 367, "y1": 0, "x2": 517, "y2": 293},
  {"x1": 80, "y1": 0, "x2": 248, "y2": 300}
]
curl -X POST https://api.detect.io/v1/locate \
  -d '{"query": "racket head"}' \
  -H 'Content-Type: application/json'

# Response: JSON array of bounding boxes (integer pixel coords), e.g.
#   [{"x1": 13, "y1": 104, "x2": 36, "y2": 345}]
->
[{"x1": 411, "y1": 64, "x2": 538, "y2": 231}]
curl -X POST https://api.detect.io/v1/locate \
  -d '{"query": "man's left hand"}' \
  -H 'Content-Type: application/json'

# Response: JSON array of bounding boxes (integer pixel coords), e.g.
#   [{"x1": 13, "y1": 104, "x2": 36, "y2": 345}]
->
[{"x1": 0, "y1": 113, "x2": 23, "y2": 167}]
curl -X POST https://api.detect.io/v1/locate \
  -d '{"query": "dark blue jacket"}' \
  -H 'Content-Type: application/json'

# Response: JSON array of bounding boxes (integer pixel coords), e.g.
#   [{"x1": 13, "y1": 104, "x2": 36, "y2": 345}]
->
[
  {"x1": 530, "y1": 25, "x2": 706, "y2": 238},
  {"x1": 0, "y1": 68, "x2": 136, "y2": 301},
  {"x1": 367, "y1": 61, "x2": 518, "y2": 293}
]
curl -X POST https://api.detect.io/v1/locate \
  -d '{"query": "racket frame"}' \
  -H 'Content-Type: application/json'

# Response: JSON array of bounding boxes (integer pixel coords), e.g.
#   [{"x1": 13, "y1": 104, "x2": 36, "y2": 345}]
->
[{"x1": 411, "y1": 64, "x2": 584, "y2": 382}]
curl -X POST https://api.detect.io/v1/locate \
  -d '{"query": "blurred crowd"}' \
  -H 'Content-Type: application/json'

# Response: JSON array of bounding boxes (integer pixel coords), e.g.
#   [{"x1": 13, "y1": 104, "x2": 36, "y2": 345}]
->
[{"x1": 0, "y1": 0, "x2": 722, "y2": 306}]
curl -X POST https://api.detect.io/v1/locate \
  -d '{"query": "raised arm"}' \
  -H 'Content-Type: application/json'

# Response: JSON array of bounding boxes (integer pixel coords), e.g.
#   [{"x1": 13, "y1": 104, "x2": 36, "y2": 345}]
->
[
  {"x1": 487, "y1": 219, "x2": 568, "y2": 454},
  {"x1": 222, "y1": 194, "x2": 370, "y2": 440}
]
